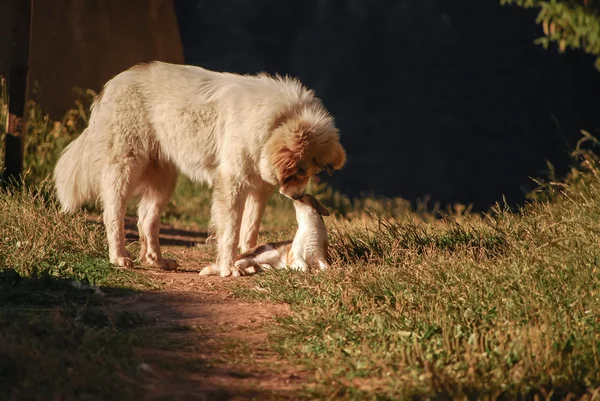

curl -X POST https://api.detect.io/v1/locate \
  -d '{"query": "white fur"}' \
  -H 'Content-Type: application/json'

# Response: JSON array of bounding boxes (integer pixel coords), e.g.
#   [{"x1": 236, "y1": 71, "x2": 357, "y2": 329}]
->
[
  {"x1": 53, "y1": 62, "x2": 344, "y2": 276},
  {"x1": 286, "y1": 195, "x2": 330, "y2": 271},
  {"x1": 199, "y1": 194, "x2": 330, "y2": 276}
]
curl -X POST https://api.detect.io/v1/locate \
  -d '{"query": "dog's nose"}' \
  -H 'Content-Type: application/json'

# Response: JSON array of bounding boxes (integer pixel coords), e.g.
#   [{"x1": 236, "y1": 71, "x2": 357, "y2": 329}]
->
[{"x1": 292, "y1": 193, "x2": 304, "y2": 200}]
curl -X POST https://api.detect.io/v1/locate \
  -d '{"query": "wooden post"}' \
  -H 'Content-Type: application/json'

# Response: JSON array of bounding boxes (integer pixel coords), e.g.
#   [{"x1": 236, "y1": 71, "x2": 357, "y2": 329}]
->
[{"x1": 2, "y1": 0, "x2": 32, "y2": 186}]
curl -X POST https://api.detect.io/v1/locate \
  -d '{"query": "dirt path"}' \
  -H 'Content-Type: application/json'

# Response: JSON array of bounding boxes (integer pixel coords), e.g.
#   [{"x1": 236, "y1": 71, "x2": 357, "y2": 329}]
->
[{"x1": 109, "y1": 218, "x2": 307, "y2": 400}]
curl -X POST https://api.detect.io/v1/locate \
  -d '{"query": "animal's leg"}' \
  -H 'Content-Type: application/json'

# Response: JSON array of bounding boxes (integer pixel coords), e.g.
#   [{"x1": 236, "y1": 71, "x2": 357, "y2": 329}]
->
[
  {"x1": 288, "y1": 244, "x2": 309, "y2": 272},
  {"x1": 289, "y1": 249, "x2": 309, "y2": 272},
  {"x1": 237, "y1": 247, "x2": 283, "y2": 273},
  {"x1": 239, "y1": 185, "x2": 273, "y2": 251},
  {"x1": 290, "y1": 258, "x2": 309, "y2": 272},
  {"x1": 234, "y1": 258, "x2": 263, "y2": 275},
  {"x1": 137, "y1": 162, "x2": 178, "y2": 270},
  {"x1": 101, "y1": 159, "x2": 143, "y2": 268},
  {"x1": 211, "y1": 174, "x2": 246, "y2": 277},
  {"x1": 317, "y1": 259, "x2": 330, "y2": 270},
  {"x1": 255, "y1": 247, "x2": 286, "y2": 270}
]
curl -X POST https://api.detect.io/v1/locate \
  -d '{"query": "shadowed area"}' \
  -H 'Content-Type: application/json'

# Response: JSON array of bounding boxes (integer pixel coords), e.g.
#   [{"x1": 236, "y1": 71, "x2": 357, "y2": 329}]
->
[
  {"x1": 0, "y1": 268, "x2": 304, "y2": 400},
  {"x1": 123, "y1": 216, "x2": 209, "y2": 247},
  {"x1": 110, "y1": 276, "x2": 301, "y2": 400},
  {"x1": 174, "y1": 0, "x2": 600, "y2": 209},
  {"x1": 86, "y1": 215, "x2": 210, "y2": 247}
]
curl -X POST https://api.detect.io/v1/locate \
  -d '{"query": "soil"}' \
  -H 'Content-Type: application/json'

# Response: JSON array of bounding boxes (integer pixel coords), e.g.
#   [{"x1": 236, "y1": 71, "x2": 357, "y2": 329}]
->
[{"x1": 108, "y1": 217, "x2": 308, "y2": 400}]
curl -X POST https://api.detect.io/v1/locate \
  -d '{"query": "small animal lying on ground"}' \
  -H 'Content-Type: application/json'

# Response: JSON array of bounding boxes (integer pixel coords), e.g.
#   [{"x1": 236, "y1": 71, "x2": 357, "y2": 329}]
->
[{"x1": 199, "y1": 194, "x2": 330, "y2": 276}]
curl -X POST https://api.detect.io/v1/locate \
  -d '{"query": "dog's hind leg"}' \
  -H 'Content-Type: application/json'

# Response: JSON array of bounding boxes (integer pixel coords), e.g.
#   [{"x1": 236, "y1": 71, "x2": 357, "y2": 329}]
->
[
  {"x1": 239, "y1": 184, "x2": 274, "y2": 252},
  {"x1": 137, "y1": 161, "x2": 178, "y2": 270},
  {"x1": 101, "y1": 158, "x2": 144, "y2": 268}
]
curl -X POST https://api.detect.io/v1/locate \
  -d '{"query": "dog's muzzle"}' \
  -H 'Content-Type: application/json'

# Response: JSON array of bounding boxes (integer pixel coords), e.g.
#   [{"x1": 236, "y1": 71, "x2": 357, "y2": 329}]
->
[{"x1": 291, "y1": 192, "x2": 304, "y2": 200}]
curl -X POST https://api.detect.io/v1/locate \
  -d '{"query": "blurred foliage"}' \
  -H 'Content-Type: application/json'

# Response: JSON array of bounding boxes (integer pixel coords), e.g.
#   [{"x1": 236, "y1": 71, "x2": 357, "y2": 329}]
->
[
  {"x1": 502, "y1": 0, "x2": 600, "y2": 69},
  {"x1": 0, "y1": 77, "x2": 94, "y2": 186},
  {"x1": 0, "y1": 77, "x2": 7, "y2": 176}
]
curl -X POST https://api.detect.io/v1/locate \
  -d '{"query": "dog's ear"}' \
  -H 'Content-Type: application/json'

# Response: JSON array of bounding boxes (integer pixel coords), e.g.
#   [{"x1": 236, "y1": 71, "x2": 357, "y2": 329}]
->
[
  {"x1": 314, "y1": 141, "x2": 346, "y2": 176},
  {"x1": 326, "y1": 141, "x2": 346, "y2": 173},
  {"x1": 325, "y1": 164, "x2": 334, "y2": 176},
  {"x1": 309, "y1": 196, "x2": 330, "y2": 216},
  {"x1": 268, "y1": 126, "x2": 312, "y2": 183},
  {"x1": 271, "y1": 145, "x2": 300, "y2": 183}
]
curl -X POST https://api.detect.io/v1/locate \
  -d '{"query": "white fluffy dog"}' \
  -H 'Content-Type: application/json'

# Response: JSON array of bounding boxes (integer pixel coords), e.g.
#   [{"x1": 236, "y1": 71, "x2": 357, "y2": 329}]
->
[{"x1": 53, "y1": 62, "x2": 346, "y2": 277}]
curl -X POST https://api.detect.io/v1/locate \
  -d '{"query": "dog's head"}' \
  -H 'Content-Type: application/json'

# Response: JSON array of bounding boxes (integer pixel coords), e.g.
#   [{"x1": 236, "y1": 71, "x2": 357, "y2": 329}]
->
[{"x1": 266, "y1": 105, "x2": 346, "y2": 200}]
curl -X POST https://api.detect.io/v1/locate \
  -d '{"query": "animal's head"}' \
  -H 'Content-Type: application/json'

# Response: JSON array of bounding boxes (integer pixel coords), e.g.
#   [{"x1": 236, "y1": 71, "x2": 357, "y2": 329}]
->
[
  {"x1": 294, "y1": 194, "x2": 330, "y2": 217},
  {"x1": 266, "y1": 104, "x2": 346, "y2": 200}
]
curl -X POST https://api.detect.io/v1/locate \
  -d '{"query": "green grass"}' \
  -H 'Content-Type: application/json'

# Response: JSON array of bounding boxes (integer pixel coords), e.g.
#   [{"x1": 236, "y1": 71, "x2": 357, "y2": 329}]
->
[
  {"x1": 232, "y1": 144, "x2": 600, "y2": 399},
  {"x1": 1, "y1": 77, "x2": 93, "y2": 187},
  {"x1": 0, "y1": 183, "x2": 156, "y2": 289},
  {"x1": 0, "y1": 270, "x2": 151, "y2": 400},
  {"x1": 4, "y1": 77, "x2": 600, "y2": 399},
  {"x1": 0, "y1": 184, "x2": 164, "y2": 400}
]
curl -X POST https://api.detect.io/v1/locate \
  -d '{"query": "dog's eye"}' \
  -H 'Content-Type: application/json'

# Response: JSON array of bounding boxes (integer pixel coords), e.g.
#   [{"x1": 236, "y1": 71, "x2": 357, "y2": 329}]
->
[
  {"x1": 297, "y1": 167, "x2": 305, "y2": 176},
  {"x1": 283, "y1": 175, "x2": 296, "y2": 184}
]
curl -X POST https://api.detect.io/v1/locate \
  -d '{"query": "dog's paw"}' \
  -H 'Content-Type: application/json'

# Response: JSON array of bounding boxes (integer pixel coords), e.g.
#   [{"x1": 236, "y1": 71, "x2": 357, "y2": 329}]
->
[
  {"x1": 140, "y1": 252, "x2": 178, "y2": 271},
  {"x1": 113, "y1": 256, "x2": 134, "y2": 269},
  {"x1": 206, "y1": 265, "x2": 247, "y2": 278},
  {"x1": 199, "y1": 264, "x2": 220, "y2": 276}
]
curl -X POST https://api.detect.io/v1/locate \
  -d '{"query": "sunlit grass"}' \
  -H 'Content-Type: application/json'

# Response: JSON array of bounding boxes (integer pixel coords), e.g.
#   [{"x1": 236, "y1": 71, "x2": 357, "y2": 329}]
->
[
  {"x1": 4, "y1": 76, "x2": 600, "y2": 399},
  {"x1": 232, "y1": 140, "x2": 600, "y2": 399}
]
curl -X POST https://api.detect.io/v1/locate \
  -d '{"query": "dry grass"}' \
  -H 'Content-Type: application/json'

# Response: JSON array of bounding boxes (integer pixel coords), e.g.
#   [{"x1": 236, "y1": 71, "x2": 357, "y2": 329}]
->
[
  {"x1": 1, "y1": 77, "x2": 92, "y2": 187},
  {"x1": 4, "y1": 78, "x2": 600, "y2": 399},
  {"x1": 0, "y1": 183, "x2": 155, "y2": 289},
  {"x1": 0, "y1": 184, "x2": 164, "y2": 399},
  {"x1": 233, "y1": 140, "x2": 600, "y2": 400},
  {"x1": 0, "y1": 76, "x2": 7, "y2": 171}
]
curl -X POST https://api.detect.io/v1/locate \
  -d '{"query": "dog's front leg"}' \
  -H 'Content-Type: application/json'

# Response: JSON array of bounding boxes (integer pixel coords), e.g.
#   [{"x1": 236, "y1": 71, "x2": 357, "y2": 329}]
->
[
  {"x1": 239, "y1": 184, "x2": 273, "y2": 251},
  {"x1": 212, "y1": 175, "x2": 246, "y2": 277}
]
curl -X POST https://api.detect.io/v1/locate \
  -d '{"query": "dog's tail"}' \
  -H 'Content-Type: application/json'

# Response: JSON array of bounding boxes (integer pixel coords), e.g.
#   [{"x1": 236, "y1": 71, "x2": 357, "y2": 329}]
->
[{"x1": 53, "y1": 129, "x2": 99, "y2": 212}]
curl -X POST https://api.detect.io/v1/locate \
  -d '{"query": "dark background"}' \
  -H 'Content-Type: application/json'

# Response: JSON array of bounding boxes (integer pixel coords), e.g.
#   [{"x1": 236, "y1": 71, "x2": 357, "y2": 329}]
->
[{"x1": 174, "y1": 0, "x2": 600, "y2": 210}]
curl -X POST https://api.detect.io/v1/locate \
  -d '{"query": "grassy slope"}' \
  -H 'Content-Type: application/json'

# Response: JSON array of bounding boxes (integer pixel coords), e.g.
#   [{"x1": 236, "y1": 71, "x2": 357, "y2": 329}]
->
[
  {"x1": 7, "y1": 175, "x2": 599, "y2": 400},
  {"x1": 234, "y1": 155, "x2": 600, "y2": 399},
  {"x1": 3, "y1": 78, "x2": 600, "y2": 399}
]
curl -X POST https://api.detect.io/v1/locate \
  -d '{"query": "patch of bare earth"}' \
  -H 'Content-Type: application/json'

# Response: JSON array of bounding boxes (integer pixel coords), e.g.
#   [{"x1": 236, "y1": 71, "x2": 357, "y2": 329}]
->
[{"x1": 109, "y1": 217, "x2": 308, "y2": 400}]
